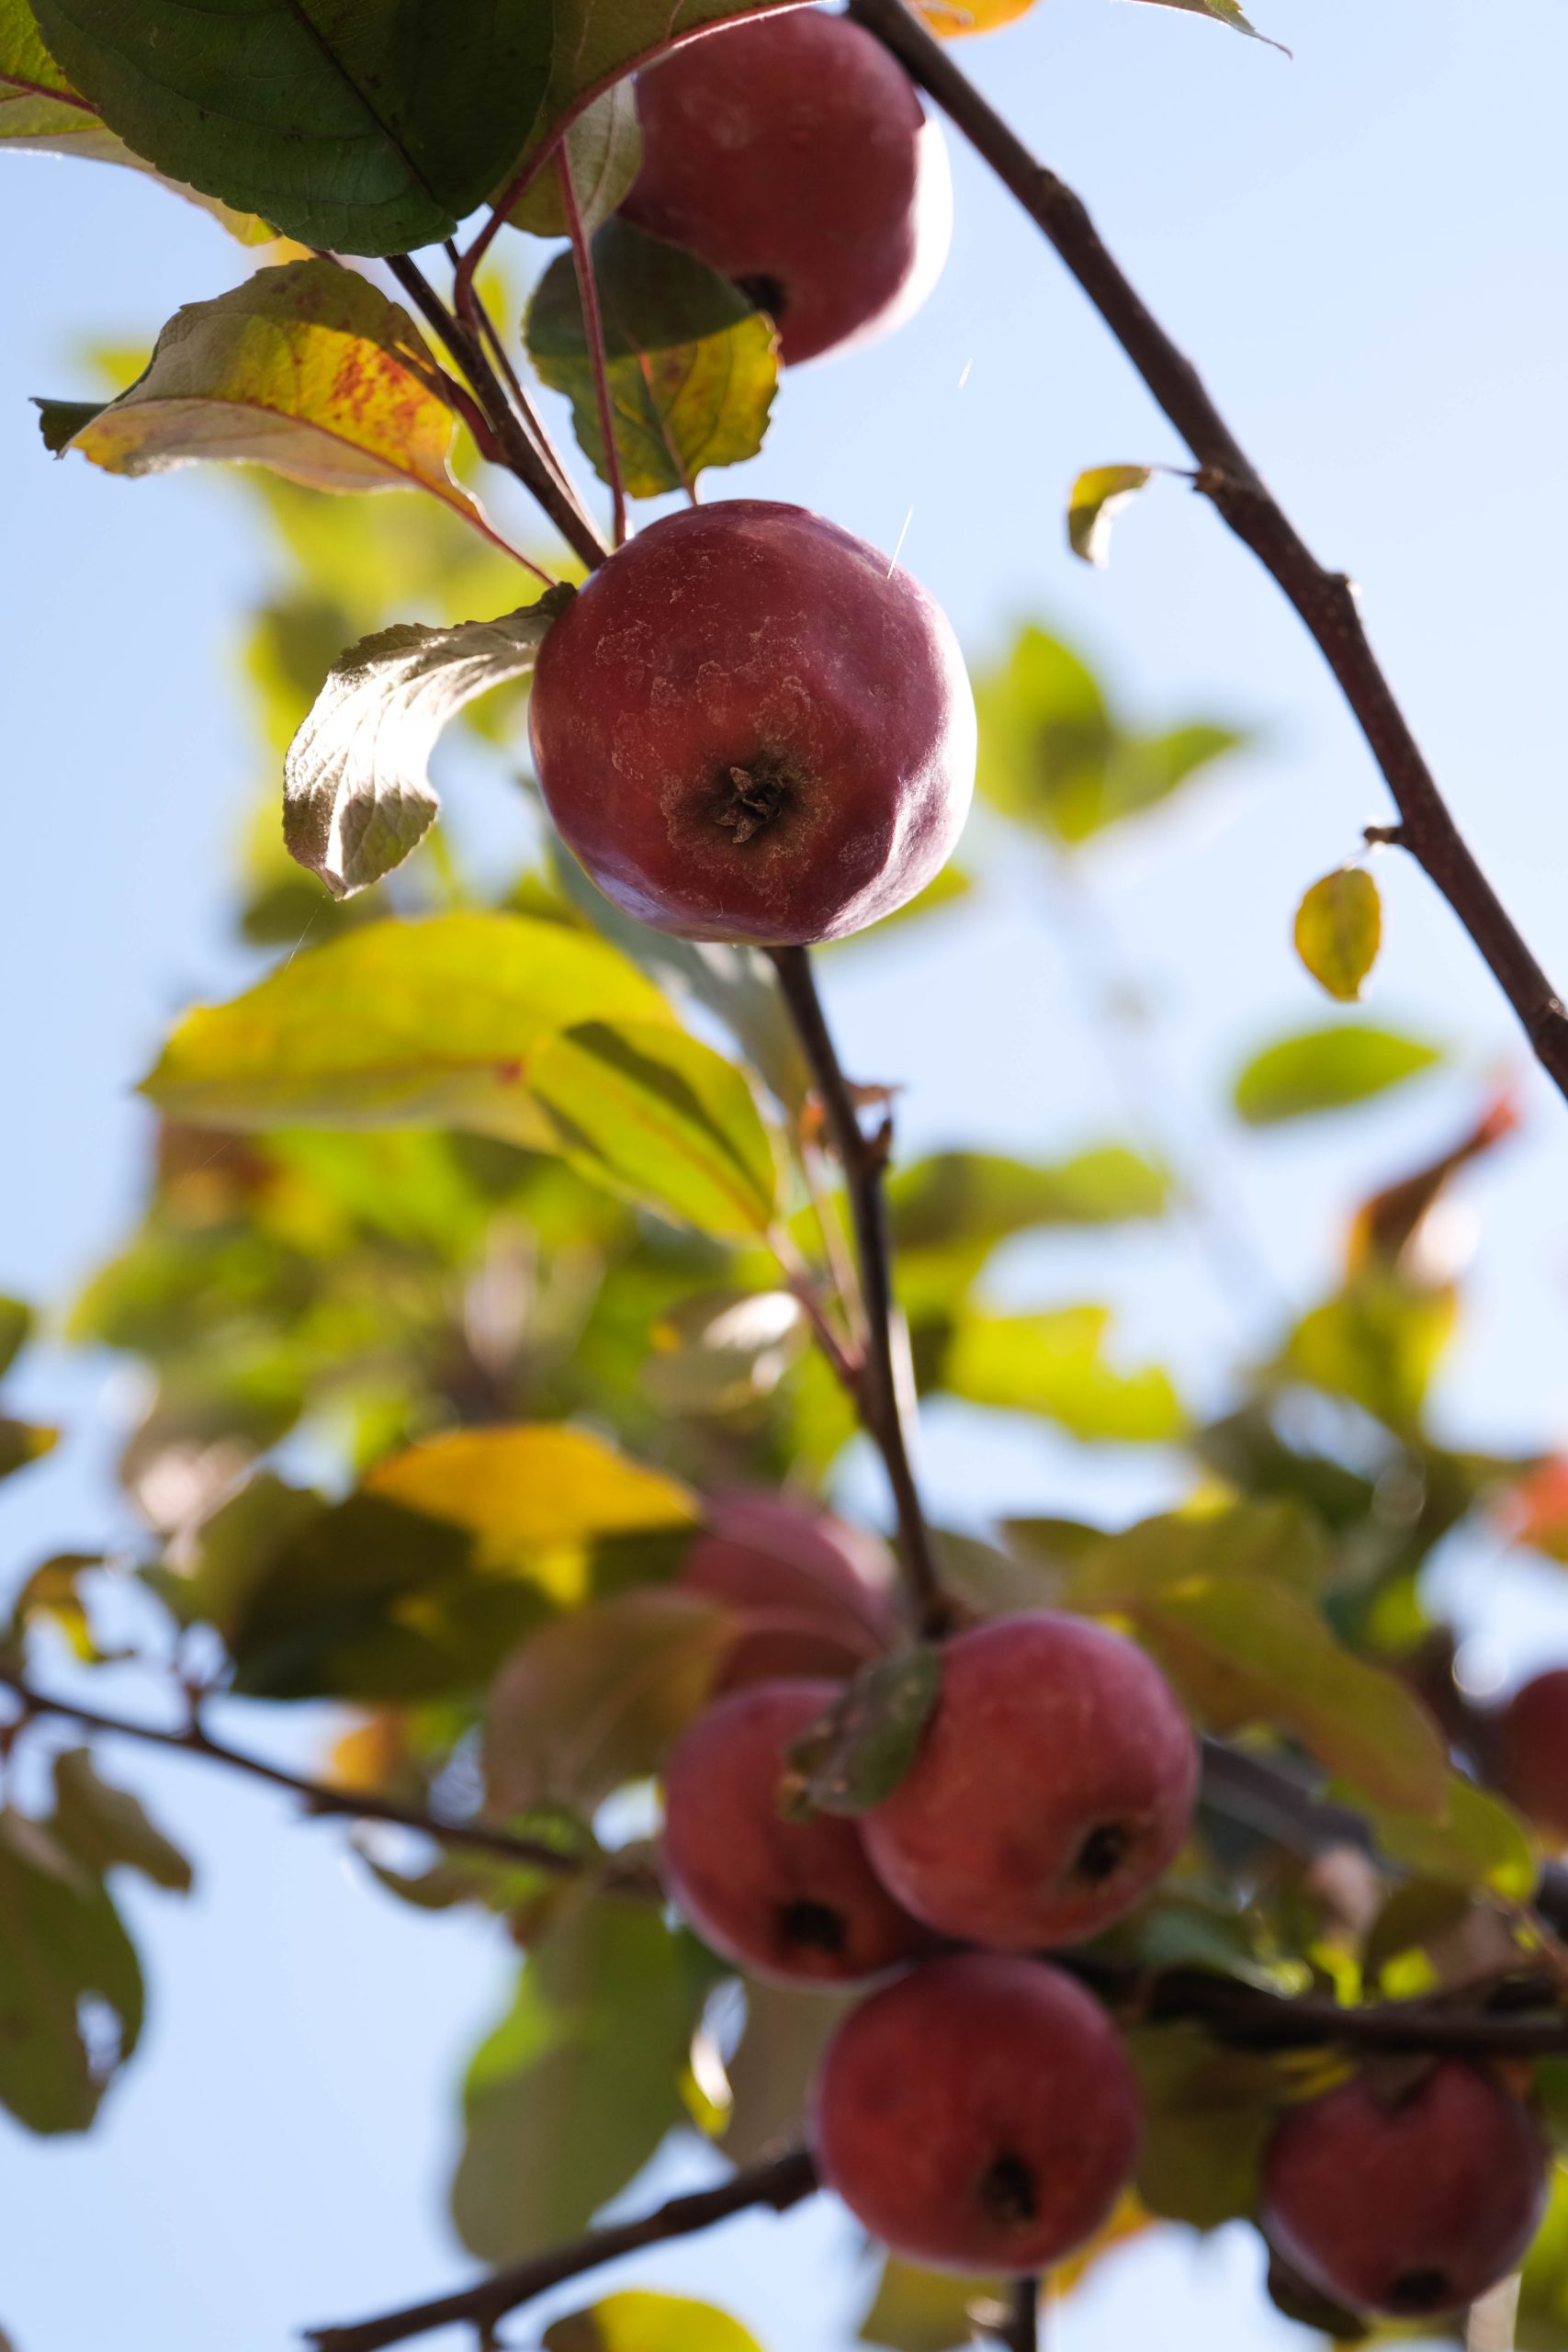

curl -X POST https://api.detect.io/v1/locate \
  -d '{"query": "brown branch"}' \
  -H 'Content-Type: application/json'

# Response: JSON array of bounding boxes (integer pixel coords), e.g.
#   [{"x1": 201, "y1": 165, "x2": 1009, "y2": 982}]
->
[
  {"x1": 443, "y1": 238, "x2": 601, "y2": 550},
  {"x1": 767, "y1": 945, "x2": 952, "y2": 1638},
  {"x1": 385, "y1": 254, "x2": 608, "y2": 574},
  {"x1": 305, "y1": 2148, "x2": 818, "y2": 2352},
  {"x1": 849, "y1": 0, "x2": 1568, "y2": 1105},
  {"x1": 559, "y1": 153, "x2": 628, "y2": 548},
  {"x1": 0, "y1": 1669, "x2": 585, "y2": 1880},
  {"x1": 996, "y1": 2278, "x2": 1041, "y2": 2352}
]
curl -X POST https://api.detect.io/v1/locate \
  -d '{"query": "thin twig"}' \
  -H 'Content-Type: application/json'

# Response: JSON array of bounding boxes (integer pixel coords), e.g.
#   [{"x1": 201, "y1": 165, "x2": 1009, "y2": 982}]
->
[
  {"x1": 849, "y1": 0, "x2": 1568, "y2": 1107},
  {"x1": 386, "y1": 254, "x2": 607, "y2": 573},
  {"x1": 0, "y1": 1669, "x2": 583, "y2": 1879},
  {"x1": 305, "y1": 2149, "x2": 818, "y2": 2352},
  {"x1": 767, "y1": 946, "x2": 951, "y2": 1638},
  {"x1": 997, "y1": 2278, "x2": 1040, "y2": 2352},
  {"x1": 445, "y1": 240, "x2": 600, "y2": 546},
  {"x1": 559, "y1": 153, "x2": 628, "y2": 548}
]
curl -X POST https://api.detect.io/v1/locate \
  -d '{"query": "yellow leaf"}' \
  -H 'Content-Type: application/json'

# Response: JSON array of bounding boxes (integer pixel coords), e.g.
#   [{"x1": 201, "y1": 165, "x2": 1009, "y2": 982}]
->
[
  {"x1": 1293, "y1": 867, "x2": 1382, "y2": 1004},
  {"x1": 365, "y1": 1424, "x2": 696, "y2": 1573}
]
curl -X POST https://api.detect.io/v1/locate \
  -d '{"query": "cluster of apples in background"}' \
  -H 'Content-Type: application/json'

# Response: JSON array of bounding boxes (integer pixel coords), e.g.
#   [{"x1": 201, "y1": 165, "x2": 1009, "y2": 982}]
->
[{"x1": 662, "y1": 1496, "x2": 1556, "y2": 2320}]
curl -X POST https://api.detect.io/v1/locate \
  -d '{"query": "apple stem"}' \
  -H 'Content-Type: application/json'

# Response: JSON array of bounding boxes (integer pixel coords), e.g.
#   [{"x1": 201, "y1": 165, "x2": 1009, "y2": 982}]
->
[
  {"x1": 848, "y1": 0, "x2": 1568, "y2": 1114},
  {"x1": 560, "y1": 148, "x2": 630, "y2": 549},
  {"x1": 994, "y1": 2277, "x2": 1042, "y2": 2352},
  {"x1": 767, "y1": 944, "x2": 953, "y2": 1641}
]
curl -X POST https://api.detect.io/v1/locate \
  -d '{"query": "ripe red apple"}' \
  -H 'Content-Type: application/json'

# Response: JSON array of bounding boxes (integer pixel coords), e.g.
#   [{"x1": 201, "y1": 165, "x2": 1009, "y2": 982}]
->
[
  {"x1": 810, "y1": 1951, "x2": 1140, "y2": 2273},
  {"x1": 528, "y1": 500, "x2": 975, "y2": 945},
  {"x1": 863, "y1": 1611, "x2": 1197, "y2": 1949},
  {"x1": 1494, "y1": 1668, "x2": 1568, "y2": 1842},
  {"x1": 621, "y1": 11, "x2": 952, "y2": 366},
  {"x1": 681, "y1": 1491, "x2": 898, "y2": 1690},
  {"x1": 661, "y1": 1679, "x2": 930, "y2": 1984},
  {"x1": 1262, "y1": 2062, "x2": 1548, "y2": 2318}
]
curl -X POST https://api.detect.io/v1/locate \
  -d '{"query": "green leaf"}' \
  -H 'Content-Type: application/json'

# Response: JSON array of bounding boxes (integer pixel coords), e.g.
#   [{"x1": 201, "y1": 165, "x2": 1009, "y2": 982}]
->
[
  {"x1": 1513, "y1": 2155, "x2": 1568, "y2": 2349},
  {"x1": 888, "y1": 1147, "x2": 1169, "y2": 1256},
  {"x1": 140, "y1": 912, "x2": 672, "y2": 1142},
  {"x1": 28, "y1": 0, "x2": 550, "y2": 254},
  {"x1": 0, "y1": 1419, "x2": 56, "y2": 1481},
  {"x1": 484, "y1": 1590, "x2": 732, "y2": 1816},
  {"x1": 858, "y1": 2261, "x2": 1005, "y2": 2352},
  {"x1": 7, "y1": 1554, "x2": 107, "y2": 1663},
  {"x1": 1127, "y1": 2025, "x2": 1284, "y2": 2229},
  {"x1": 1293, "y1": 868, "x2": 1382, "y2": 1005},
  {"x1": 545, "y1": 2292, "x2": 762, "y2": 2352},
  {"x1": 536, "y1": 0, "x2": 795, "y2": 156},
  {"x1": 1028, "y1": 1497, "x2": 1338, "y2": 1606},
  {"x1": 720, "y1": 1977, "x2": 853, "y2": 2166},
  {"x1": 366, "y1": 1425, "x2": 697, "y2": 1572},
  {"x1": 1066, "y1": 464, "x2": 1153, "y2": 566},
  {"x1": 285, "y1": 594, "x2": 569, "y2": 900},
  {"x1": 0, "y1": 1296, "x2": 30, "y2": 1379},
  {"x1": 452, "y1": 1892, "x2": 715, "y2": 2263},
  {"x1": 1129, "y1": 0, "x2": 1287, "y2": 51},
  {"x1": 1232, "y1": 1023, "x2": 1442, "y2": 1125},
  {"x1": 530, "y1": 1019, "x2": 782, "y2": 1238},
  {"x1": 1342, "y1": 1772, "x2": 1538, "y2": 1902},
  {"x1": 40, "y1": 261, "x2": 498, "y2": 534},
  {"x1": 645, "y1": 1289, "x2": 808, "y2": 1417},
  {"x1": 50, "y1": 1752, "x2": 192, "y2": 1893},
  {"x1": 506, "y1": 81, "x2": 642, "y2": 239},
  {"x1": 784, "y1": 1649, "x2": 941, "y2": 1818},
  {"x1": 941, "y1": 1306, "x2": 1185, "y2": 1443},
  {"x1": 1281, "y1": 1275, "x2": 1456, "y2": 1431},
  {"x1": 0, "y1": 1811, "x2": 144, "y2": 2132},
  {"x1": 526, "y1": 219, "x2": 778, "y2": 500}
]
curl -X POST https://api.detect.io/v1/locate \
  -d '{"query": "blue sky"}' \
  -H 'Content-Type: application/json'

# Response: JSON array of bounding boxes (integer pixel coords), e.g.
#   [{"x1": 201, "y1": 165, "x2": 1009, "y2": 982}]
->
[{"x1": 4, "y1": 0, "x2": 1568, "y2": 2345}]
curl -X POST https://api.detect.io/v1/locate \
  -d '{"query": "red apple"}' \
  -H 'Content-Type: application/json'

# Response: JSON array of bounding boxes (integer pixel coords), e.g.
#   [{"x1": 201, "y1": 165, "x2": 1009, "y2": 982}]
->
[
  {"x1": 528, "y1": 500, "x2": 975, "y2": 944},
  {"x1": 1262, "y1": 2062, "x2": 1548, "y2": 2318},
  {"x1": 863, "y1": 1611, "x2": 1197, "y2": 1949},
  {"x1": 621, "y1": 10, "x2": 952, "y2": 366},
  {"x1": 1495, "y1": 1668, "x2": 1568, "y2": 1842},
  {"x1": 681, "y1": 1491, "x2": 898, "y2": 1690},
  {"x1": 810, "y1": 1951, "x2": 1141, "y2": 2273},
  {"x1": 661, "y1": 1679, "x2": 930, "y2": 1984}
]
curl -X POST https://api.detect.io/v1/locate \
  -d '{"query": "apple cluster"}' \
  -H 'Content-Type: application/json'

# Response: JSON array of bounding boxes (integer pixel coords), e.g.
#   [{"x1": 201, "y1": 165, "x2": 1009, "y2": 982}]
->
[{"x1": 661, "y1": 1497, "x2": 1550, "y2": 2309}]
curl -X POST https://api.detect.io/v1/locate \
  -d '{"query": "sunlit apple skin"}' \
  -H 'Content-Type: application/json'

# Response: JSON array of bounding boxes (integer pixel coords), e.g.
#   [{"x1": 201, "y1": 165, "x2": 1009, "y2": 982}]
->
[
  {"x1": 1495, "y1": 1668, "x2": 1568, "y2": 1842},
  {"x1": 1262, "y1": 2063, "x2": 1548, "y2": 2319},
  {"x1": 863, "y1": 1612, "x2": 1198, "y2": 1949},
  {"x1": 810, "y1": 1951, "x2": 1141, "y2": 2274},
  {"x1": 528, "y1": 501, "x2": 975, "y2": 944},
  {"x1": 680, "y1": 1491, "x2": 899, "y2": 1690},
  {"x1": 621, "y1": 10, "x2": 952, "y2": 366},
  {"x1": 661, "y1": 1679, "x2": 931, "y2": 1985}
]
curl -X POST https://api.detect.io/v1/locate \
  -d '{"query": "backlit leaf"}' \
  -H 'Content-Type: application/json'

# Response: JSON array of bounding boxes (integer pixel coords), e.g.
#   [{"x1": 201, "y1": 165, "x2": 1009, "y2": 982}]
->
[
  {"x1": 485, "y1": 1589, "x2": 731, "y2": 1816},
  {"x1": 530, "y1": 1020, "x2": 782, "y2": 1238},
  {"x1": 916, "y1": 0, "x2": 1038, "y2": 37},
  {"x1": 506, "y1": 81, "x2": 642, "y2": 240},
  {"x1": 452, "y1": 1891, "x2": 715, "y2": 2262},
  {"x1": 366, "y1": 1425, "x2": 696, "y2": 1572},
  {"x1": 140, "y1": 913, "x2": 672, "y2": 1142},
  {"x1": 29, "y1": 0, "x2": 551, "y2": 254},
  {"x1": 0, "y1": 1296, "x2": 31, "y2": 1378},
  {"x1": 0, "y1": 1810, "x2": 144, "y2": 2132},
  {"x1": 1067, "y1": 464, "x2": 1153, "y2": 567},
  {"x1": 942, "y1": 1306, "x2": 1185, "y2": 1443},
  {"x1": 1293, "y1": 868, "x2": 1382, "y2": 1004},
  {"x1": 285, "y1": 593, "x2": 569, "y2": 900},
  {"x1": 858, "y1": 2260, "x2": 1004, "y2": 2352},
  {"x1": 720, "y1": 1977, "x2": 852, "y2": 2166},
  {"x1": 526, "y1": 220, "x2": 778, "y2": 500},
  {"x1": 546, "y1": 2293, "x2": 762, "y2": 2352},
  {"x1": 0, "y1": 1419, "x2": 56, "y2": 1481},
  {"x1": 1343, "y1": 1773, "x2": 1537, "y2": 1901},
  {"x1": 784, "y1": 1648, "x2": 941, "y2": 1817},
  {"x1": 39, "y1": 262, "x2": 496, "y2": 539},
  {"x1": 888, "y1": 1147, "x2": 1169, "y2": 1256},
  {"x1": 1127, "y1": 0, "x2": 1287, "y2": 51},
  {"x1": 1233, "y1": 1023, "x2": 1442, "y2": 1125}
]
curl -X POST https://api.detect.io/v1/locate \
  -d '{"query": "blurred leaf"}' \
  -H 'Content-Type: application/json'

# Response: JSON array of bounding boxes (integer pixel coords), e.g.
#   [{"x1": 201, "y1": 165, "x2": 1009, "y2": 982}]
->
[
  {"x1": 1233, "y1": 1023, "x2": 1442, "y2": 1125},
  {"x1": 833, "y1": 862, "x2": 975, "y2": 948},
  {"x1": 1515, "y1": 2157, "x2": 1568, "y2": 2350},
  {"x1": 1129, "y1": 0, "x2": 1287, "y2": 50},
  {"x1": 1348, "y1": 1087, "x2": 1519, "y2": 1280},
  {"x1": 784, "y1": 1648, "x2": 941, "y2": 1818},
  {"x1": 527, "y1": 219, "x2": 778, "y2": 499},
  {"x1": 942, "y1": 1306, "x2": 1184, "y2": 1443},
  {"x1": 484, "y1": 1589, "x2": 731, "y2": 1816},
  {"x1": 0, "y1": 1296, "x2": 31, "y2": 1379},
  {"x1": 1293, "y1": 868, "x2": 1382, "y2": 1005},
  {"x1": 530, "y1": 1020, "x2": 782, "y2": 1238},
  {"x1": 0, "y1": 1419, "x2": 55, "y2": 1481},
  {"x1": 367, "y1": 1425, "x2": 696, "y2": 1573},
  {"x1": 7, "y1": 1553, "x2": 106, "y2": 1663},
  {"x1": 975, "y1": 623, "x2": 1245, "y2": 844},
  {"x1": 285, "y1": 594, "x2": 567, "y2": 899},
  {"x1": 1344, "y1": 1772, "x2": 1538, "y2": 1901},
  {"x1": 1282, "y1": 1276, "x2": 1457, "y2": 1431},
  {"x1": 1128, "y1": 2025, "x2": 1286, "y2": 2228},
  {"x1": 29, "y1": 0, "x2": 550, "y2": 254},
  {"x1": 141, "y1": 913, "x2": 671, "y2": 1142},
  {"x1": 916, "y1": 0, "x2": 1037, "y2": 32},
  {"x1": 1030, "y1": 1497, "x2": 1337, "y2": 1605},
  {"x1": 0, "y1": 1810, "x2": 143, "y2": 2132},
  {"x1": 157, "y1": 1472, "x2": 323, "y2": 1635},
  {"x1": 888, "y1": 1147, "x2": 1168, "y2": 1256},
  {"x1": 506, "y1": 81, "x2": 641, "y2": 238},
  {"x1": 858, "y1": 2262, "x2": 1003, "y2": 2352},
  {"x1": 50, "y1": 1752, "x2": 192, "y2": 1893},
  {"x1": 39, "y1": 263, "x2": 502, "y2": 543},
  {"x1": 645, "y1": 1289, "x2": 808, "y2": 1417},
  {"x1": 720, "y1": 1977, "x2": 853, "y2": 2166},
  {"x1": 1067, "y1": 464, "x2": 1153, "y2": 566},
  {"x1": 545, "y1": 2292, "x2": 761, "y2": 2352},
  {"x1": 452, "y1": 1891, "x2": 716, "y2": 2262}
]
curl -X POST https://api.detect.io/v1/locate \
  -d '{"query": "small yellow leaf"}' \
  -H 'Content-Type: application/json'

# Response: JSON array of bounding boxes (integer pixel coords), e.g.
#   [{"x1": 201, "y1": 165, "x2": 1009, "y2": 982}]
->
[
  {"x1": 1293, "y1": 867, "x2": 1382, "y2": 1003},
  {"x1": 916, "y1": 0, "x2": 1038, "y2": 36},
  {"x1": 1067, "y1": 465, "x2": 1154, "y2": 567}
]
